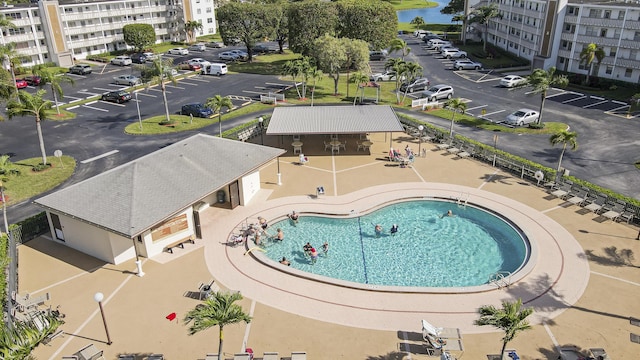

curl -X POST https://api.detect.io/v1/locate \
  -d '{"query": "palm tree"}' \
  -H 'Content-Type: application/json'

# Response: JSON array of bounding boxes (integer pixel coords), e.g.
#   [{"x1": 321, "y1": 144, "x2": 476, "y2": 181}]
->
[
  {"x1": 475, "y1": 299, "x2": 533, "y2": 360},
  {"x1": 143, "y1": 55, "x2": 177, "y2": 124},
  {"x1": 184, "y1": 291, "x2": 252, "y2": 360},
  {"x1": 206, "y1": 95, "x2": 234, "y2": 137},
  {"x1": 384, "y1": 58, "x2": 406, "y2": 104},
  {"x1": 468, "y1": 4, "x2": 501, "y2": 52},
  {"x1": 282, "y1": 58, "x2": 305, "y2": 99},
  {"x1": 6, "y1": 90, "x2": 53, "y2": 166},
  {"x1": 444, "y1": 98, "x2": 467, "y2": 137},
  {"x1": 388, "y1": 38, "x2": 411, "y2": 60},
  {"x1": 33, "y1": 65, "x2": 75, "y2": 115},
  {"x1": 309, "y1": 66, "x2": 323, "y2": 106},
  {"x1": 579, "y1": 43, "x2": 605, "y2": 85},
  {"x1": 452, "y1": 13, "x2": 466, "y2": 41},
  {"x1": 527, "y1": 67, "x2": 569, "y2": 125},
  {"x1": 0, "y1": 42, "x2": 24, "y2": 100},
  {"x1": 550, "y1": 130, "x2": 578, "y2": 174},
  {"x1": 184, "y1": 20, "x2": 203, "y2": 44},
  {"x1": 350, "y1": 71, "x2": 371, "y2": 105},
  {"x1": 0, "y1": 154, "x2": 19, "y2": 178},
  {"x1": 410, "y1": 16, "x2": 425, "y2": 30},
  {"x1": 400, "y1": 62, "x2": 423, "y2": 103}
]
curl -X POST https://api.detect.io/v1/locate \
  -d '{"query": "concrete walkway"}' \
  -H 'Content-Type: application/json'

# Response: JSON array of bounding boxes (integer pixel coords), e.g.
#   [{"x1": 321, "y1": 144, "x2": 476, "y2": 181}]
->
[{"x1": 22, "y1": 132, "x2": 640, "y2": 360}]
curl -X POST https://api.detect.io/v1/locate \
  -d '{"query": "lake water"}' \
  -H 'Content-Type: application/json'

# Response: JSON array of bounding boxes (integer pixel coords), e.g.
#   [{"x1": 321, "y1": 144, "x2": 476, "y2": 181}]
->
[{"x1": 397, "y1": 0, "x2": 455, "y2": 25}]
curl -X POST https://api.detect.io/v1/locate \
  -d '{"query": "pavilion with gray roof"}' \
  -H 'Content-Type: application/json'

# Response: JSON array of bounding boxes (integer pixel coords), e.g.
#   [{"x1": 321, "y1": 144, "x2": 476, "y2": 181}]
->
[
  {"x1": 35, "y1": 134, "x2": 285, "y2": 267},
  {"x1": 266, "y1": 105, "x2": 405, "y2": 136}
]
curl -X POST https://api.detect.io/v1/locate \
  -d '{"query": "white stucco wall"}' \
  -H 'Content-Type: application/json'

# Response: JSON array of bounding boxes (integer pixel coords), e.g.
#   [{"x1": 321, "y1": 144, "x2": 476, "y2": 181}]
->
[
  {"x1": 240, "y1": 171, "x2": 261, "y2": 205},
  {"x1": 46, "y1": 212, "x2": 132, "y2": 264}
]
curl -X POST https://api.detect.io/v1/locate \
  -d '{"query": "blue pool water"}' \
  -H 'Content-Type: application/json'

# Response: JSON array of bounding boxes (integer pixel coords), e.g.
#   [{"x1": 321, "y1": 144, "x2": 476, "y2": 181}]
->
[
  {"x1": 262, "y1": 200, "x2": 528, "y2": 288},
  {"x1": 397, "y1": 1, "x2": 455, "y2": 24}
]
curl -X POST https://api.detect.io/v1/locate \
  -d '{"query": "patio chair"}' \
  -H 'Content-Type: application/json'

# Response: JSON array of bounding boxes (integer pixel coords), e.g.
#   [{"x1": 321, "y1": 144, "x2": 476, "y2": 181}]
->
[
  {"x1": 339, "y1": 140, "x2": 346, "y2": 151},
  {"x1": 262, "y1": 352, "x2": 278, "y2": 360},
  {"x1": 566, "y1": 188, "x2": 588, "y2": 206},
  {"x1": 293, "y1": 134, "x2": 301, "y2": 141},
  {"x1": 584, "y1": 193, "x2": 607, "y2": 213},
  {"x1": 291, "y1": 351, "x2": 307, "y2": 360},
  {"x1": 550, "y1": 182, "x2": 572, "y2": 199},
  {"x1": 204, "y1": 354, "x2": 218, "y2": 360},
  {"x1": 589, "y1": 348, "x2": 611, "y2": 360},
  {"x1": 602, "y1": 200, "x2": 626, "y2": 221},
  {"x1": 118, "y1": 356, "x2": 135, "y2": 360},
  {"x1": 293, "y1": 144, "x2": 302, "y2": 155},
  {"x1": 357, "y1": 141, "x2": 365, "y2": 151},
  {"x1": 146, "y1": 354, "x2": 164, "y2": 360},
  {"x1": 233, "y1": 353, "x2": 252, "y2": 360},
  {"x1": 323, "y1": 141, "x2": 331, "y2": 151},
  {"x1": 619, "y1": 208, "x2": 636, "y2": 224}
]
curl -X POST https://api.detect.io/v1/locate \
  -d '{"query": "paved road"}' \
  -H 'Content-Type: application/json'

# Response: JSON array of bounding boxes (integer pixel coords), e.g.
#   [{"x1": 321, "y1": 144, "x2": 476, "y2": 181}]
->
[{"x1": 1, "y1": 38, "x2": 639, "y2": 224}]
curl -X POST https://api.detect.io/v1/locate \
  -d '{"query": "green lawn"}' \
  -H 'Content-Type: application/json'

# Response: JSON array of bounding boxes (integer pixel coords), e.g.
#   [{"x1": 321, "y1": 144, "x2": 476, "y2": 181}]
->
[
  {"x1": 2, "y1": 156, "x2": 76, "y2": 206},
  {"x1": 389, "y1": 0, "x2": 437, "y2": 11}
]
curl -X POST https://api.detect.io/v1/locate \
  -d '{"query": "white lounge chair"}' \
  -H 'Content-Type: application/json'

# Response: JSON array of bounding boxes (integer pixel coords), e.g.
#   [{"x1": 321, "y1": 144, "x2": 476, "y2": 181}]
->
[
  {"x1": 262, "y1": 352, "x2": 279, "y2": 360},
  {"x1": 566, "y1": 188, "x2": 588, "y2": 206},
  {"x1": 233, "y1": 353, "x2": 252, "y2": 360},
  {"x1": 421, "y1": 319, "x2": 461, "y2": 339},
  {"x1": 584, "y1": 194, "x2": 607, "y2": 213},
  {"x1": 602, "y1": 200, "x2": 625, "y2": 221},
  {"x1": 291, "y1": 351, "x2": 307, "y2": 360}
]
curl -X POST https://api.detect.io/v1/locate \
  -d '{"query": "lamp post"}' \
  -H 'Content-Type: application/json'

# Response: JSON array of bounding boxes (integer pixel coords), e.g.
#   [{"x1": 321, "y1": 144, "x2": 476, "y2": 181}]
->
[
  {"x1": 418, "y1": 125, "x2": 424, "y2": 157},
  {"x1": 258, "y1": 116, "x2": 264, "y2": 145},
  {"x1": 94, "y1": 292, "x2": 112, "y2": 345},
  {"x1": 135, "y1": 92, "x2": 143, "y2": 131}
]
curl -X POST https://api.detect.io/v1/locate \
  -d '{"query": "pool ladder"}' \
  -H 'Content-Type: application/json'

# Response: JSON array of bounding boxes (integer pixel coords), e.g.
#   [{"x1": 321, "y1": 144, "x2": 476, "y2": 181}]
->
[
  {"x1": 489, "y1": 271, "x2": 512, "y2": 289},
  {"x1": 455, "y1": 193, "x2": 469, "y2": 207}
]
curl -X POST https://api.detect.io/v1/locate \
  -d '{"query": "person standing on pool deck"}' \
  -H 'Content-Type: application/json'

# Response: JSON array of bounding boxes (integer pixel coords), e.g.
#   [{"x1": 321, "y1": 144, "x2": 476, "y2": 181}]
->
[{"x1": 375, "y1": 224, "x2": 383, "y2": 237}]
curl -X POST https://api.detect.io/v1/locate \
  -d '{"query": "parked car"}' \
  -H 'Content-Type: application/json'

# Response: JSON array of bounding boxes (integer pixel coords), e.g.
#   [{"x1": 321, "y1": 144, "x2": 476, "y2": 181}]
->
[
  {"x1": 229, "y1": 49, "x2": 248, "y2": 60},
  {"x1": 206, "y1": 41, "x2": 225, "y2": 48},
  {"x1": 370, "y1": 70, "x2": 400, "y2": 82},
  {"x1": 421, "y1": 84, "x2": 454, "y2": 102},
  {"x1": 162, "y1": 68, "x2": 179, "y2": 78},
  {"x1": 143, "y1": 52, "x2": 158, "y2": 61},
  {"x1": 399, "y1": 78, "x2": 430, "y2": 93},
  {"x1": 427, "y1": 39, "x2": 450, "y2": 49},
  {"x1": 440, "y1": 48, "x2": 462, "y2": 58},
  {"x1": 369, "y1": 51, "x2": 386, "y2": 61},
  {"x1": 111, "y1": 56, "x2": 132, "y2": 66},
  {"x1": 167, "y1": 47, "x2": 189, "y2": 55},
  {"x1": 130, "y1": 53, "x2": 147, "y2": 64},
  {"x1": 177, "y1": 61, "x2": 202, "y2": 71},
  {"x1": 23, "y1": 75, "x2": 42, "y2": 86},
  {"x1": 413, "y1": 30, "x2": 429, "y2": 37},
  {"x1": 422, "y1": 34, "x2": 442, "y2": 42},
  {"x1": 68, "y1": 64, "x2": 92, "y2": 75},
  {"x1": 446, "y1": 50, "x2": 468, "y2": 59},
  {"x1": 453, "y1": 59, "x2": 483, "y2": 70},
  {"x1": 101, "y1": 90, "x2": 132, "y2": 103},
  {"x1": 253, "y1": 43, "x2": 275, "y2": 54},
  {"x1": 218, "y1": 52, "x2": 239, "y2": 61},
  {"x1": 188, "y1": 43, "x2": 206, "y2": 52},
  {"x1": 500, "y1": 75, "x2": 527, "y2": 88},
  {"x1": 433, "y1": 42, "x2": 454, "y2": 51},
  {"x1": 188, "y1": 58, "x2": 211, "y2": 68},
  {"x1": 15, "y1": 78, "x2": 28, "y2": 89},
  {"x1": 181, "y1": 103, "x2": 213, "y2": 118},
  {"x1": 113, "y1": 74, "x2": 141, "y2": 86},
  {"x1": 505, "y1": 109, "x2": 539, "y2": 126}
]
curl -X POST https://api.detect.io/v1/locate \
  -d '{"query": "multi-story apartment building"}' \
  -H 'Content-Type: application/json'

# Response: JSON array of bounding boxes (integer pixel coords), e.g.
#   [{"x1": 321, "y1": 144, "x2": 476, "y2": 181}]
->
[
  {"x1": 472, "y1": 0, "x2": 640, "y2": 84},
  {"x1": 0, "y1": 0, "x2": 216, "y2": 67}
]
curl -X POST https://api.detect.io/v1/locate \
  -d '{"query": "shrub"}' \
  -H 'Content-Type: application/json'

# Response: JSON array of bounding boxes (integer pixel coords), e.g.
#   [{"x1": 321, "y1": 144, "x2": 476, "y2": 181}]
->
[{"x1": 32, "y1": 163, "x2": 51, "y2": 172}]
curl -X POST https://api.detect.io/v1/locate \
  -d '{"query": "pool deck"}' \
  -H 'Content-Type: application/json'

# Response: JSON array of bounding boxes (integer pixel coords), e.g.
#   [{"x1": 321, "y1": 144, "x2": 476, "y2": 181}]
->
[{"x1": 22, "y1": 132, "x2": 640, "y2": 360}]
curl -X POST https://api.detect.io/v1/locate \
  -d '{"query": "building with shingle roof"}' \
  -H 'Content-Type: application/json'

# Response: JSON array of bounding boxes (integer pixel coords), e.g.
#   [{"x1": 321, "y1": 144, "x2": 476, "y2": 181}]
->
[{"x1": 35, "y1": 134, "x2": 285, "y2": 265}]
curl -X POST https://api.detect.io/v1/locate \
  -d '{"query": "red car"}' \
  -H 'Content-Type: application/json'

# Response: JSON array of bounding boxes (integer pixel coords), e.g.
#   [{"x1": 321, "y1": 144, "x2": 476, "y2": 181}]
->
[
  {"x1": 24, "y1": 75, "x2": 42, "y2": 86},
  {"x1": 177, "y1": 61, "x2": 202, "y2": 71},
  {"x1": 15, "y1": 79, "x2": 28, "y2": 89}
]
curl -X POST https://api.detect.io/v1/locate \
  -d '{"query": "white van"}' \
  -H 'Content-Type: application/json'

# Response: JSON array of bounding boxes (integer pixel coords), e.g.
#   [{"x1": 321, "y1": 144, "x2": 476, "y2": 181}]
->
[{"x1": 202, "y1": 63, "x2": 228, "y2": 76}]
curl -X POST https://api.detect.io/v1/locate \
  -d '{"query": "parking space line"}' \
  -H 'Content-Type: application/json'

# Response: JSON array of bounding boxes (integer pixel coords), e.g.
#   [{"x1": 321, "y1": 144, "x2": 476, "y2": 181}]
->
[
  {"x1": 94, "y1": 87, "x2": 114, "y2": 92},
  {"x1": 78, "y1": 90, "x2": 100, "y2": 96},
  {"x1": 562, "y1": 95, "x2": 586, "y2": 103},
  {"x1": 99, "y1": 101, "x2": 126, "y2": 107},
  {"x1": 466, "y1": 105, "x2": 488, "y2": 111},
  {"x1": 590, "y1": 96, "x2": 604, "y2": 101},
  {"x1": 186, "y1": 77, "x2": 211, "y2": 83},
  {"x1": 82, "y1": 104, "x2": 109, "y2": 112},
  {"x1": 612, "y1": 100, "x2": 627, "y2": 105},
  {"x1": 265, "y1": 82, "x2": 289, "y2": 87},
  {"x1": 165, "y1": 85, "x2": 185, "y2": 90},
  {"x1": 242, "y1": 90, "x2": 265, "y2": 95},
  {"x1": 81, "y1": 150, "x2": 119, "y2": 164},
  {"x1": 177, "y1": 81, "x2": 199, "y2": 86},
  {"x1": 482, "y1": 109, "x2": 505, "y2": 117},
  {"x1": 67, "y1": 105, "x2": 79, "y2": 110},
  {"x1": 583, "y1": 100, "x2": 608, "y2": 108},
  {"x1": 134, "y1": 91, "x2": 157, "y2": 98},
  {"x1": 148, "y1": 88, "x2": 171, "y2": 94}
]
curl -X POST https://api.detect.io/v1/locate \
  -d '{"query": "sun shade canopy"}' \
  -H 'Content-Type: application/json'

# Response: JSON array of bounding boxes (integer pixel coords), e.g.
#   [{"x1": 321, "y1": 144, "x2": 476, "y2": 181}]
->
[{"x1": 266, "y1": 105, "x2": 405, "y2": 135}]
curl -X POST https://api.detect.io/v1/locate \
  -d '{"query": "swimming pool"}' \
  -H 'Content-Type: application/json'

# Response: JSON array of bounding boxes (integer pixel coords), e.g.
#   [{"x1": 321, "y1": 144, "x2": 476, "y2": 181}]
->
[{"x1": 261, "y1": 200, "x2": 529, "y2": 288}]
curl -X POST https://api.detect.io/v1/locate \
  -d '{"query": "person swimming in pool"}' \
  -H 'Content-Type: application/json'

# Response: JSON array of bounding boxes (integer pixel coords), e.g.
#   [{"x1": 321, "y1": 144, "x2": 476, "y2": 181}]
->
[
  {"x1": 390, "y1": 224, "x2": 399, "y2": 235},
  {"x1": 440, "y1": 210, "x2": 455, "y2": 218},
  {"x1": 374, "y1": 224, "x2": 383, "y2": 237},
  {"x1": 280, "y1": 257, "x2": 291, "y2": 266},
  {"x1": 258, "y1": 216, "x2": 268, "y2": 230},
  {"x1": 322, "y1": 242, "x2": 329, "y2": 255},
  {"x1": 288, "y1": 210, "x2": 299, "y2": 224},
  {"x1": 310, "y1": 247, "x2": 319, "y2": 264}
]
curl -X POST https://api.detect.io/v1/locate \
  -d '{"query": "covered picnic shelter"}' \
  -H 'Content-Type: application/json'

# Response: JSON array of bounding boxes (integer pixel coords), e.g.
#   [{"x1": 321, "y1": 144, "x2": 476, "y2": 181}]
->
[{"x1": 266, "y1": 105, "x2": 405, "y2": 136}]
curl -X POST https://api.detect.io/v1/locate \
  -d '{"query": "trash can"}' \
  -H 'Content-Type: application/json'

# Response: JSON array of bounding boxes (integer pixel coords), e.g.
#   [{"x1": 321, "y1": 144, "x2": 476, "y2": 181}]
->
[{"x1": 217, "y1": 190, "x2": 226, "y2": 203}]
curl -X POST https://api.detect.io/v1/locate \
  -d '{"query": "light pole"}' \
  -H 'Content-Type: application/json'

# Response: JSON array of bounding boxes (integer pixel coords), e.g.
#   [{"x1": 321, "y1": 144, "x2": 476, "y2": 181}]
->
[
  {"x1": 0, "y1": 180, "x2": 8, "y2": 235},
  {"x1": 418, "y1": 125, "x2": 424, "y2": 157},
  {"x1": 94, "y1": 292, "x2": 112, "y2": 345},
  {"x1": 135, "y1": 92, "x2": 142, "y2": 131},
  {"x1": 258, "y1": 116, "x2": 264, "y2": 145}
]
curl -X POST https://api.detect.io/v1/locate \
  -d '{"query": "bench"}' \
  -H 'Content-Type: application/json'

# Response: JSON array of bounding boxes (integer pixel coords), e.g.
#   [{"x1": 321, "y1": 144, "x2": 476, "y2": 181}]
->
[
  {"x1": 165, "y1": 235, "x2": 196, "y2": 254},
  {"x1": 43, "y1": 329, "x2": 64, "y2": 345}
]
